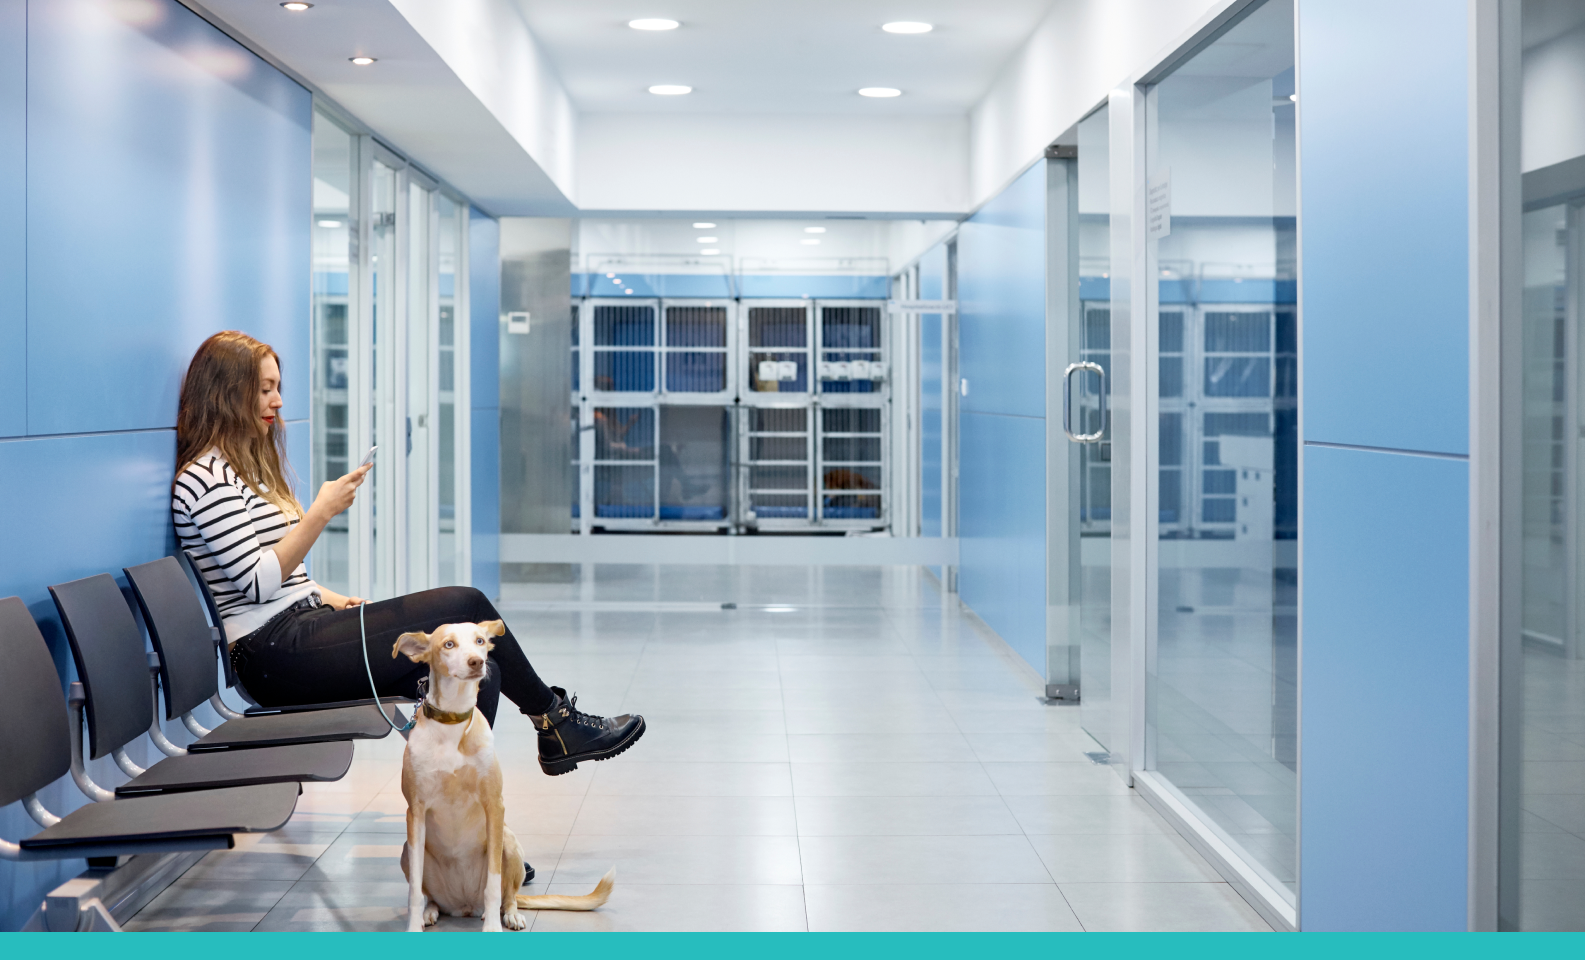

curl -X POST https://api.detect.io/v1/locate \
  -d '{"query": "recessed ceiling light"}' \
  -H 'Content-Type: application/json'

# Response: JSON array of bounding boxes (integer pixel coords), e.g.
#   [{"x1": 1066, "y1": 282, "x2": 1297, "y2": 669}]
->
[
  {"x1": 697, "y1": 236, "x2": 717, "y2": 243},
  {"x1": 858, "y1": 87, "x2": 902, "y2": 98},
  {"x1": 649, "y1": 84, "x2": 692, "y2": 95},
  {"x1": 317, "y1": 219, "x2": 341, "y2": 228},
  {"x1": 700, "y1": 248, "x2": 720, "y2": 255},
  {"x1": 606, "y1": 272, "x2": 615, "y2": 278},
  {"x1": 629, "y1": 18, "x2": 680, "y2": 31},
  {"x1": 801, "y1": 239, "x2": 821, "y2": 245},
  {"x1": 1289, "y1": 94, "x2": 1297, "y2": 101},
  {"x1": 693, "y1": 222, "x2": 716, "y2": 229},
  {"x1": 612, "y1": 277, "x2": 623, "y2": 284},
  {"x1": 882, "y1": 22, "x2": 932, "y2": 34},
  {"x1": 280, "y1": 2, "x2": 313, "y2": 10},
  {"x1": 349, "y1": 56, "x2": 376, "y2": 65},
  {"x1": 625, "y1": 288, "x2": 635, "y2": 294},
  {"x1": 804, "y1": 227, "x2": 826, "y2": 233}
]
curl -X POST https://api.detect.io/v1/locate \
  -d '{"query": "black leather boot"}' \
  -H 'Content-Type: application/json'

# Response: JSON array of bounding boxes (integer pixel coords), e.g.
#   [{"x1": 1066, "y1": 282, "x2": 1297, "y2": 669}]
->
[{"x1": 530, "y1": 687, "x2": 645, "y2": 776}]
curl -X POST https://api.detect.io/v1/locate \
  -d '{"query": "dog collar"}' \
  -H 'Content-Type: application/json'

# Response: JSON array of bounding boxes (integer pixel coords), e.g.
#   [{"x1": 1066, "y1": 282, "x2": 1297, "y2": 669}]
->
[{"x1": 421, "y1": 700, "x2": 474, "y2": 725}]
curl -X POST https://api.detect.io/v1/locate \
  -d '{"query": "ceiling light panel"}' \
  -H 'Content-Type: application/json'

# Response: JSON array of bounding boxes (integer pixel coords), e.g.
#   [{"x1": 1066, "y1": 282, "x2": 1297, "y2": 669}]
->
[
  {"x1": 693, "y1": 222, "x2": 716, "y2": 229},
  {"x1": 858, "y1": 87, "x2": 901, "y2": 98},
  {"x1": 349, "y1": 56, "x2": 376, "y2": 65},
  {"x1": 629, "y1": 19, "x2": 680, "y2": 31},
  {"x1": 649, "y1": 84, "x2": 692, "y2": 95},
  {"x1": 882, "y1": 22, "x2": 932, "y2": 34}
]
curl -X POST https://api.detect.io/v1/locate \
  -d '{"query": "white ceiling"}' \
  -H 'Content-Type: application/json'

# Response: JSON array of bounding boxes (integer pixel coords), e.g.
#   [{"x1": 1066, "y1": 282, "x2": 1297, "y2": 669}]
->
[{"x1": 511, "y1": 0, "x2": 1058, "y2": 115}]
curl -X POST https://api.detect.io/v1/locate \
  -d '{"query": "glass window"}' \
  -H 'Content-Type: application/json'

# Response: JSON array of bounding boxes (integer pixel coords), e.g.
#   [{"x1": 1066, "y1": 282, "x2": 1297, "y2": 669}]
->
[
  {"x1": 1144, "y1": 0, "x2": 1297, "y2": 902},
  {"x1": 310, "y1": 110, "x2": 355, "y2": 595}
]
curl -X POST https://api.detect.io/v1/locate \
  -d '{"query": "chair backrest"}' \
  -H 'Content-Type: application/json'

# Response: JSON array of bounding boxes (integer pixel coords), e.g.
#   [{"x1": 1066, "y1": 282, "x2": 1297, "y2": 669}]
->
[
  {"x1": 0, "y1": 597, "x2": 72, "y2": 809},
  {"x1": 48, "y1": 574, "x2": 154, "y2": 760},
  {"x1": 125, "y1": 557, "x2": 219, "y2": 720},
  {"x1": 179, "y1": 549, "x2": 238, "y2": 690}
]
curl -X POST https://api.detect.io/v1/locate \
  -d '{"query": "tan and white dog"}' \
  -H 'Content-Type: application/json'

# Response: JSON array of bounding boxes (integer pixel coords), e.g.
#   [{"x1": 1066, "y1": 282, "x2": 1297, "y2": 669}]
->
[{"x1": 393, "y1": 620, "x2": 613, "y2": 932}]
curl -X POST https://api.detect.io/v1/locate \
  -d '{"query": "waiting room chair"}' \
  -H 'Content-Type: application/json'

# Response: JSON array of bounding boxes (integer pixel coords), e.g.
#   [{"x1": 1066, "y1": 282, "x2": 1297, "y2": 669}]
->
[
  {"x1": 138, "y1": 556, "x2": 406, "y2": 748},
  {"x1": 0, "y1": 595, "x2": 299, "y2": 863},
  {"x1": 46, "y1": 573, "x2": 354, "y2": 798}
]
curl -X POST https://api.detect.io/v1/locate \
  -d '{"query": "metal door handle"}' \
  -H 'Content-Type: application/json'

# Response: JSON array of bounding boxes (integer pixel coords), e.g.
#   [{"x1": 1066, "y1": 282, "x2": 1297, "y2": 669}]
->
[{"x1": 1062, "y1": 361, "x2": 1105, "y2": 443}]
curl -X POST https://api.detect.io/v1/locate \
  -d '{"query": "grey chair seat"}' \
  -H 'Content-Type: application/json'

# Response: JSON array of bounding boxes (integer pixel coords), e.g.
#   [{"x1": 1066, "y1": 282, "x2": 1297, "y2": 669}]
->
[
  {"x1": 185, "y1": 704, "x2": 404, "y2": 752},
  {"x1": 114, "y1": 740, "x2": 353, "y2": 797},
  {"x1": 244, "y1": 695, "x2": 414, "y2": 717},
  {"x1": 20, "y1": 782, "x2": 299, "y2": 854}
]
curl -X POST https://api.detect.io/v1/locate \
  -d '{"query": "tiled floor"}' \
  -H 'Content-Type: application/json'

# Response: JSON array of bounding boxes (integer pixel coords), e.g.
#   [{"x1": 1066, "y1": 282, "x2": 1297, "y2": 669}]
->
[{"x1": 126, "y1": 564, "x2": 1271, "y2": 933}]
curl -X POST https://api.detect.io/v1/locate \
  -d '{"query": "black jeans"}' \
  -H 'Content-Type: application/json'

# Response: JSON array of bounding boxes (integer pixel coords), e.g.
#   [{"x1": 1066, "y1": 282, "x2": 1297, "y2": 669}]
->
[{"x1": 232, "y1": 586, "x2": 555, "y2": 725}]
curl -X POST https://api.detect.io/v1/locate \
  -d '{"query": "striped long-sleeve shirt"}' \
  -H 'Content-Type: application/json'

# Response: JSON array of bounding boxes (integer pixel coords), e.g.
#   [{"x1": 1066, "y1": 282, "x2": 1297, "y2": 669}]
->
[{"x1": 173, "y1": 450, "x2": 318, "y2": 642}]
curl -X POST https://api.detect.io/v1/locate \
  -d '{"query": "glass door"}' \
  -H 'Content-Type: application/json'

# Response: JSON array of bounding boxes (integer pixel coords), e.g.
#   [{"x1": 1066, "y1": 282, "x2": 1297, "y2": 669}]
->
[
  {"x1": 367, "y1": 156, "x2": 399, "y2": 600},
  {"x1": 406, "y1": 177, "x2": 434, "y2": 593},
  {"x1": 310, "y1": 109, "x2": 356, "y2": 595},
  {"x1": 1075, "y1": 104, "x2": 1114, "y2": 748},
  {"x1": 1142, "y1": 0, "x2": 1298, "y2": 902},
  {"x1": 436, "y1": 194, "x2": 467, "y2": 586}
]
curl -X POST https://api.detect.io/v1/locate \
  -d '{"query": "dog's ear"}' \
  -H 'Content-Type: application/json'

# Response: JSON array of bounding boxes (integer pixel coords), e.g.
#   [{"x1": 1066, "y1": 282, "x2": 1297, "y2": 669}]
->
[
  {"x1": 392, "y1": 631, "x2": 432, "y2": 662},
  {"x1": 481, "y1": 619, "x2": 506, "y2": 637}
]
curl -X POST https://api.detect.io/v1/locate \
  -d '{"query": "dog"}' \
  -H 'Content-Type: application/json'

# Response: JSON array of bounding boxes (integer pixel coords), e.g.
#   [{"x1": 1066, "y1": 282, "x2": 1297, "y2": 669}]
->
[{"x1": 393, "y1": 620, "x2": 614, "y2": 932}]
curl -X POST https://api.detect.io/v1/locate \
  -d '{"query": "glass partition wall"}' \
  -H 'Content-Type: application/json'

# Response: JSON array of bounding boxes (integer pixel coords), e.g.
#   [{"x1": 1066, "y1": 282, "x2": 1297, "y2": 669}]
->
[
  {"x1": 1139, "y1": 0, "x2": 1298, "y2": 911},
  {"x1": 308, "y1": 107, "x2": 471, "y2": 601},
  {"x1": 1500, "y1": 0, "x2": 1585, "y2": 931}
]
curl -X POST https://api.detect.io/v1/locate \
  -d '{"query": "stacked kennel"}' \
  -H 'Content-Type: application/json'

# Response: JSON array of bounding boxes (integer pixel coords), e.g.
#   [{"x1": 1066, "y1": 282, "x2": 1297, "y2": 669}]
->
[{"x1": 571, "y1": 296, "x2": 890, "y2": 533}]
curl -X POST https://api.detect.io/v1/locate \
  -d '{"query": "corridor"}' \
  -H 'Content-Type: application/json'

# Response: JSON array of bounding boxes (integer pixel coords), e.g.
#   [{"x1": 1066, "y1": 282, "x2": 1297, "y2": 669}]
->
[{"x1": 126, "y1": 565, "x2": 1268, "y2": 933}]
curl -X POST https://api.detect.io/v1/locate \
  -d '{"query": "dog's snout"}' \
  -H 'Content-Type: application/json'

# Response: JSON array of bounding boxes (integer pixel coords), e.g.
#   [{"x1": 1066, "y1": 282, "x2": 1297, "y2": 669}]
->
[{"x1": 467, "y1": 656, "x2": 483, "y2": 670}]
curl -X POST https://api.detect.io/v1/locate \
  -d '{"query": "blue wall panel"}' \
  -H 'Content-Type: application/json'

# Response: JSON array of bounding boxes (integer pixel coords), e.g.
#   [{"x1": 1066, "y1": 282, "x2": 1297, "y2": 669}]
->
[
  {"x1": 0, "y1": 0, "x2": 24, "y2": 439},
  {"x1": 1300, "y1": 446, "x2": 1469, "y2": 930},
  {"x1": 1296, "y1": 0, "x2": 1473, "y2": 931},
  {"x1": 919, "y1": 243, "x2": 946, "y2": 541},
  {"x1": 958, "y1": 412, "x2": 1046, "y2": 669},
  {"x1": 0, "y1": 429, "x2": 178, "y2": 930},
  {"x1": 26, "y1": 0, "x2": 310, "y2": 435},
  {"x1": 1299, "y1": 0, "x2": 1468, "y2": 455},
  {"x1": 958, "y1": 164, "x2": 1046, "y2": 419},
  {"x1": 470, "y1": 210, "x2": 501, "y2": 599},
  {"x1": 0, "y1": 0, "x2": 313, "y2": 930},
  {"x1": 956, "y1": 161, "x2": 1047, "y2": 671}
]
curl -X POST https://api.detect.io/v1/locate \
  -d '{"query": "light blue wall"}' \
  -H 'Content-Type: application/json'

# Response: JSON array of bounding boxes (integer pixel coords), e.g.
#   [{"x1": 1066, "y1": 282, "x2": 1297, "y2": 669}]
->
[
  {"x1": 1297, "y1": 0, "x2": 1470, "y2": 931},
  {"x1": 956, "y1": 162, "x2": 1047, "y2": 671},
  {"x1": 470, "y1": 211, "x2": 502, "y2": 599},
  {"x1": 919, "y1": 244, "x2": 946, "y2": 541},
  {"x1": 0, "y1": 0, "x2": 310, "y2": 930},
  {"x1": 0, "y1": 0, "x2": 23, "y2": 440}
]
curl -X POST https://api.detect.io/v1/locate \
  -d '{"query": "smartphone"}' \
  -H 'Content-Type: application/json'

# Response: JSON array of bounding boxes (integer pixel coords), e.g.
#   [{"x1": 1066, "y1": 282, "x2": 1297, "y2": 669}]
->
[{"x1": 359, "y1": 445, "x2": 377, "y2": 468}]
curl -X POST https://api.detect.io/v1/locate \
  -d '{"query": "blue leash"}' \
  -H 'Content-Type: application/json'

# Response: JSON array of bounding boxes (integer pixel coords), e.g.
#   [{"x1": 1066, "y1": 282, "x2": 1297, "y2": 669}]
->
[{"x1": 359, "y1": 600, "x2": 416, "y2": 733}]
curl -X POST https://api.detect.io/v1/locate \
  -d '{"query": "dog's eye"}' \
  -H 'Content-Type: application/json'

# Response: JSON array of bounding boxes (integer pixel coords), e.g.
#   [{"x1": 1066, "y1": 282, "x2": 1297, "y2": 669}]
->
[{"x1": 443, "y1": 641, "x2": 455, "y2": 649}]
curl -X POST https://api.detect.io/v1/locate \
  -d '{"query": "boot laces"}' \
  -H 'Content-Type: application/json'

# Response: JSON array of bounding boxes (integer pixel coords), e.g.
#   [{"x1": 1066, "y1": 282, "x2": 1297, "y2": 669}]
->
[{"x1": 564, "y1": 693, "x2": 606, "y2": 730}]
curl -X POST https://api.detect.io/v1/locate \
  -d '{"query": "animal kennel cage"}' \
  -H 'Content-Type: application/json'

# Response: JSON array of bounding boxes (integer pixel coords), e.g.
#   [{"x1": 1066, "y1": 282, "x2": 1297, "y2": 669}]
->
[{"x1": 570, "y1": 296, "x2": 893, "y2": 534}]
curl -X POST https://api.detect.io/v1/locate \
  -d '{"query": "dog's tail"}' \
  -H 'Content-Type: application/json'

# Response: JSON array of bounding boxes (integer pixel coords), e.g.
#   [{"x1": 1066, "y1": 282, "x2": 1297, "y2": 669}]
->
[{"x1": 515, "y1": 868, "x2": 614, "y2": 911}]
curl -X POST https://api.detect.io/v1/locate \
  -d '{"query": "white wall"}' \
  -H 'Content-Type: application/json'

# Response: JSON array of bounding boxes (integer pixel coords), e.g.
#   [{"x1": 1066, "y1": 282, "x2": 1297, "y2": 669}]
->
[
  {"x1": 574, "y1": 217, "x2": 957, "y2": 277},
  {"x1": 576, "y1": 113, "x2": 969, "y2": 215},
  {"x1": 969, "y1": 0, "x2": 1227, "y2": 210},
  {"x1": 390, "y1": 0, "x2": 578, "y2": 201},
  {"x1": 1523, "y1": 22, "x2": 1585, "y2": 172}
]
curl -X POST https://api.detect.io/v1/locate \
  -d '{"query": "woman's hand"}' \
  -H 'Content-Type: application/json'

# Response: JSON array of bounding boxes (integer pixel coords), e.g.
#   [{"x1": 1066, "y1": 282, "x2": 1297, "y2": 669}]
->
[
  {"x1": 318, "y1": 588, "x2": 368, "y2": 611},
  {"x1": 269, "y1": 463, "x2": 371, "y2": 585},
  {"x1": 307, "y1": 463, "x2": 372, "y2": 523}
]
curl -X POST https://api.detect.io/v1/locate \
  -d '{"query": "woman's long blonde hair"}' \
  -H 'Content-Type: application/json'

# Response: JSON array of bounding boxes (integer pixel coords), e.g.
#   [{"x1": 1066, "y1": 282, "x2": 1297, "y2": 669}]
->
[{"x1": 175, "y1": 331, "x2": 304, "y2": 518}]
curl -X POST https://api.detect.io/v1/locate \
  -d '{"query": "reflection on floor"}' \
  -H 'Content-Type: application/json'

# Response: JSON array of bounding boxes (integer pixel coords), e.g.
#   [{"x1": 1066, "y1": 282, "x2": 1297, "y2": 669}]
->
[
  {"x1": 1153, "y1": 558, "x2": 1297, "y2": 896},
  {"x1": 127, "y1": 565, "x2": 1270, "y2": 933},
  {"x1": 1520, "y1": 641, "x2": 1585, "y2": 931}
]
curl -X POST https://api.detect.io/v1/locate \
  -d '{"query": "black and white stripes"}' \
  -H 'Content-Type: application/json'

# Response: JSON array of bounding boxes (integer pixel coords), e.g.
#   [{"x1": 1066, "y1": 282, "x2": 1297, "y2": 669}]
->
[{"x1": 173, "y1": 451, "x2": 317, "y2": 641}]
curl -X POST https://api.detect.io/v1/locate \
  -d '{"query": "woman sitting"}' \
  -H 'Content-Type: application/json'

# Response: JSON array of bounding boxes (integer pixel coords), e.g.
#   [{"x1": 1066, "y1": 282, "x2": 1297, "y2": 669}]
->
[{"x1": 171, "y1": 331, "x2": 644, "y2": 776}]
